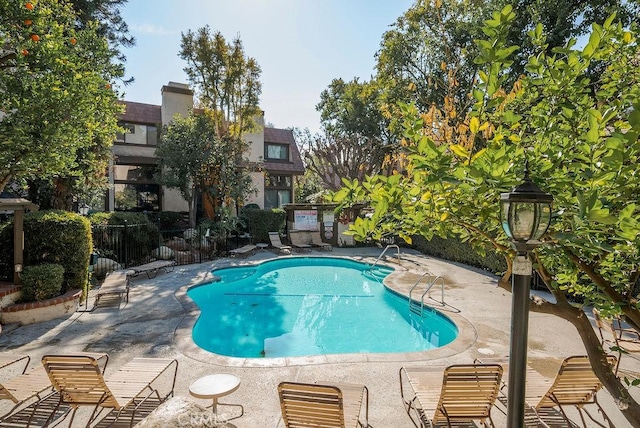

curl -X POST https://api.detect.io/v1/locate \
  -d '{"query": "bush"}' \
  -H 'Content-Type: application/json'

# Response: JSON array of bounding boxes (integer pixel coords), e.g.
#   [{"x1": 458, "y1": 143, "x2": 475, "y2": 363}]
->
[
  {"x1": 23, "y1": 211, "x2": 92, "y2": 293},
  {"x1": 20, "y1": 263, "x2": 65, "y2": 302},
  {"x1": 411, "y1": 234, "x2": 507, "y2": 274},
  {"x1": 241, "y1": 208, "x2": 286, "y2": 243},
  {"x1": 0, "y1": 211, "x2": 91, "y2": 291},
  {"x1": 147, "y1": 211, "x2": 186, "y2": 230}
]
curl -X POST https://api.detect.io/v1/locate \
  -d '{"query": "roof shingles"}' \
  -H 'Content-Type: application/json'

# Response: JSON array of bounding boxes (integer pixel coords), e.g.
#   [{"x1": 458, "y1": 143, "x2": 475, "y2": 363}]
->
[
  {"x1": 118, "y1": 101, "x2": 161, "y2": 124},
  {"x1": 263, "y1": 127, "x2": 305, "y2": 174}
]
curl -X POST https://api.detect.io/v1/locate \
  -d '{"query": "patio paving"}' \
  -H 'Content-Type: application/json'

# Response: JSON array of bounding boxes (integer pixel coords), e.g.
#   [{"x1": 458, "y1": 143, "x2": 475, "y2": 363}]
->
[{"x1": 0, "y1": 246, "x2": 638, "y2": 427}]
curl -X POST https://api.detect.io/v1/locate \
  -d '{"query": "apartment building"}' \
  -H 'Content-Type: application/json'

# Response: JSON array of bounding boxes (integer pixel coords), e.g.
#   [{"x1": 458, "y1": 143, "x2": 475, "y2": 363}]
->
[{"x1": 105, "y1": 82, "x2": 305, "y2": 215}]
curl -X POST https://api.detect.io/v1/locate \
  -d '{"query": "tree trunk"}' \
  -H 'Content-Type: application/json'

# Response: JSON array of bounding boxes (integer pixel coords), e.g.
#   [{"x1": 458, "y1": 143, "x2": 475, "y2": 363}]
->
[
  {"x1": 563, "y1": 247, "x2": 640, "y2": 329},
  {"x1": 530, "y1": 295, "x2": 640, "y2": 425},
  {"x1": 498, "y1": 254, "x2": 512, "y2": 290},
  {"x1": 51, "y1": 178, "x2": 74, "y2": 211},
  {"x1": 187, "y1": 197, "x2": 196, "y2": 229}
]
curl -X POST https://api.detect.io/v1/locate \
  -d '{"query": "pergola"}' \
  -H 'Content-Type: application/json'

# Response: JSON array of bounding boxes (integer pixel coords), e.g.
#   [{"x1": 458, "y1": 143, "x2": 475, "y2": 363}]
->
[{"x1": 0, "y1": 198, "x2": 39, "y2": 285}]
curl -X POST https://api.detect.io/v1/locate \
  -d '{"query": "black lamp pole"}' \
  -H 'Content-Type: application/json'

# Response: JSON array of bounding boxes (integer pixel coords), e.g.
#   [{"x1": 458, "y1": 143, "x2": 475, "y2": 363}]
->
[{"x1": 500, "y1": 163, "x2": 553, "y2": 428}]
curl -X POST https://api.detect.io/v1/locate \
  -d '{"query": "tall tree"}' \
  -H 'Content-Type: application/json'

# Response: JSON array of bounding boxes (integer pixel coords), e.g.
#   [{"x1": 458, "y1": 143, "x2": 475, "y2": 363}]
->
[
  {"x1": 179, "y1": 26, "x2": 262, "y2": 218},
  {"x1": 156, "y1": 111, "x2": 255, "y2": 228},
  {"x1": 376, "y1": 0, "x2": 492, "y2": 133},
  {"x1": 0, "y1": 0, "x2": 123, "y2": 200},
  {"x1": 69, "y1": 0, "x2": 135, "y2": 63},
  {"x1": 501, "y1": 0, "x2": 639, "y2": 79},
  {"x1": 317, "y1": 78, "x2": 393, "y2": 141},
  {"x1": 310, "y1": 78, "x2": 397, "y2": 191},
  {"x1": 297, "y1": 129, "x2": 389, "y2": 192},
  {"x1": 334, "y1": 7, "x2": 640, "y2": 423},
  {"x1": 375, "y1": 0, "x2": 639, "y2": 133},
  {"x1": 47, "y1": 0, "x2": 134, "y2": 209}
]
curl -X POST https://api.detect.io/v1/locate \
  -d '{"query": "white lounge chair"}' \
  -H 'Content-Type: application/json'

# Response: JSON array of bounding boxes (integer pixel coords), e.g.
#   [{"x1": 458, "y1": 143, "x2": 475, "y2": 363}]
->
[{"x1": 268, "y1": 232, "x2": 292, "y2": 254}]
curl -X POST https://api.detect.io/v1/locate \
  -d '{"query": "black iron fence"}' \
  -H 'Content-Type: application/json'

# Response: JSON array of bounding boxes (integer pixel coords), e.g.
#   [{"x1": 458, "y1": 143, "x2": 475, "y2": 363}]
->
[{"x1": 91, "y1": 223, "x2": 238, "y2": 277}]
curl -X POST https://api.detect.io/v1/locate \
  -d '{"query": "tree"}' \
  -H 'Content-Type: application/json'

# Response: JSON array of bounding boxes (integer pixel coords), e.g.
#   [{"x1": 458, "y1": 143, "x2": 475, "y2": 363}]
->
[
  {"x1": 375, "y1": 0, "x2": 640, "y2": 134},
  {"x1": 179, "y1": 26, "x2": 262, "y2": 217},
  {"x1": 0, "y1": 0, "x2": 123, "y2": 201},
  {"x1": 317, "y1": 78, "x2": 393, "y2": 141},
  {"x1": 69, "y1": 0, "x2": 135, "y2": 64},
  {"x1": 376, "y1": 0, "x2": 494, "y2": 134},
  {"x1": 501, "y1": 0, "x2": 639, "y2": 80},
  {"x1": 42, "y1": 0, "x2": 134, "y2": 209},
  {"x1": 306, "y1": 78, "x2": 398, "y2": 192},
  {"x1": 297, "y1": 129, "x2": 389, "y2": 192},
  {"x1": 156, "y1": 111, "x2": 255, "y2": 228},
  {"x1": 334, "y1": 6, "x2": 640, "y2": 424}
]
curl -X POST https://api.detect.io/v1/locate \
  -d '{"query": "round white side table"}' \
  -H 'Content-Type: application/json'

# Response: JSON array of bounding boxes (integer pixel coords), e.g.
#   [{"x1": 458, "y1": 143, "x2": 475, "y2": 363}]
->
[{"x1": 189, "y1": 373, "x2": 244, "y2": 420}]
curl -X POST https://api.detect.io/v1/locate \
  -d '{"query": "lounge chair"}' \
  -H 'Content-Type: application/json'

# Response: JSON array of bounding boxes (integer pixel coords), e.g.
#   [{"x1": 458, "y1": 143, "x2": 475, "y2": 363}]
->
[
  {"x1": 0, "y1": 354, "x2": 30, "y2": 376},
  {"x1": 129, "y1": 260, "x2": 176, "y2": 279},
  {"x1": 268, "y1": 232, "x2": 292, "y2": 254},
  {"x1": 399, "y1": 363, "x2": 503, "y2": 427},
  {"x1": 593, "y1": 308, "x2": 640, "y2": 374},
  {"x1": 527, "y1": 355, "x2": 616, "y2": 428},
  {"x1": 310, "y1": 230, "x2": 332, "y2": 251},
  {"x1": 278, "y1": 381, "x2": 369, "y2": 428},
  {"x1": 0, "y1": 353, "x2": 108, "y2": 425},
  {"x1": 229, "y1": 244, "x2": 257, "y2": 257},
  {"x1": 288, "y1": 232, "x2": 312, "y2": 252},
  {"x1": 41, "y1": 354, "x2": 178, "y2": 428},
  {"x1": 94, "y1": 270, "x2": 130, "y2": 309}
]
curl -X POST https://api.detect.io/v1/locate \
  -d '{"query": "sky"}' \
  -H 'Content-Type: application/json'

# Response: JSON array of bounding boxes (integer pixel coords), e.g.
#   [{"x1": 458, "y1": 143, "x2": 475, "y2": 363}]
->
[{"x1": 118, "y1": 0, "x2": 415, "y2": 134}]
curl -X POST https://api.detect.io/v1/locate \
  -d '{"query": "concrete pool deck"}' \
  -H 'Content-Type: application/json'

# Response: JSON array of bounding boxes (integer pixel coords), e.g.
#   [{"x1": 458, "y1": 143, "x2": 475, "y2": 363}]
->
[{"x1": 0, "y1": 246, "x2": 638, "y2": 427}]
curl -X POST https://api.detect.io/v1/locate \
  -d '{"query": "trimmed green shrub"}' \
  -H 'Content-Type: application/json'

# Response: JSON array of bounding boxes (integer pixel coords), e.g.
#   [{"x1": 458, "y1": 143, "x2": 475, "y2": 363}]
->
[
  {"x1": 0, "y1": 211, "x2": 92, "y2": 290},
  {"x1": 22, "y1": 210, "x2": 92, "y2": 293},
  {"x1": 147, "y1": 211, "x2": 186, "y2": 230},
  {"x1": 411, "y1": 234, "x2": 507, "y2": 274},
  {"x1": 241, "y1": 209, "x2": 286, "y2": 243},
  {"x1": 20, "y1": 263, "x2": 65, "y2": 302}
]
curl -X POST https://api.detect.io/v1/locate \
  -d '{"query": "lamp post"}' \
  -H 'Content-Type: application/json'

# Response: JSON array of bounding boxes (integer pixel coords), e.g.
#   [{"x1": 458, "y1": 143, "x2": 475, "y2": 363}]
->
[{"x1": 500, "y1": 162, "x2": 553, "y2": 428}]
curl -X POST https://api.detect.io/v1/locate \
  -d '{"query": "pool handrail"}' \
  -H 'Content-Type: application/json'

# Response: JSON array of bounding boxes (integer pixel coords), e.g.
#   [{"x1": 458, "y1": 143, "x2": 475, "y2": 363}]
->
[
  {"x1": 370, "y1": 244, "x2": 401, "y2": 269},
  {"x1": 409, "y1": 273, "x2": 445, "y2": 316}
]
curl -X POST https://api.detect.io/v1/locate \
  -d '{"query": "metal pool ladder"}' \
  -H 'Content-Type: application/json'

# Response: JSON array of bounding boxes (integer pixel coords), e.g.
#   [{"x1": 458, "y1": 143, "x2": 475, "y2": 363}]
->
[
  {"x1": 370, "y1": 244, "x2": 401, "y2": 269},
  {"x1": 409, "y1": 273, "x2": 445, "y2": 316}
]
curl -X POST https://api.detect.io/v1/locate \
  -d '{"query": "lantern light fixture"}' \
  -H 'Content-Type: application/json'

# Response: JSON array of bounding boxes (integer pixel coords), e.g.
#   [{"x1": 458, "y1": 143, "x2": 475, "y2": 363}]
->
[{"x1": 500, "y1": 162, "x2": 553, "y2": 254}]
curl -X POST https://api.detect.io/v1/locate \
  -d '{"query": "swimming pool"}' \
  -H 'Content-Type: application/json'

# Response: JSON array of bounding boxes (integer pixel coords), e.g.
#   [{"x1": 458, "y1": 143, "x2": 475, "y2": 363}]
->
[{"x1": 188, "y1": 257, "x2": 458, "y2": 358}]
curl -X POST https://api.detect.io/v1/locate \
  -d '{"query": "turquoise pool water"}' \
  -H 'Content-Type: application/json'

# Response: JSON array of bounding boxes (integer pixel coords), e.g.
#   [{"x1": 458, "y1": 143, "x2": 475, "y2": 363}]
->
[{"x1": 188, "y1": 257, "x2": 458, "y2": 358}]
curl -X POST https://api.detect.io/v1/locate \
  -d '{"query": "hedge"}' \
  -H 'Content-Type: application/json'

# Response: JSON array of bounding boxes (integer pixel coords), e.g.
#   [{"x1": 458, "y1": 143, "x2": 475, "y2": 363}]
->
[
  {"x1": 411, "y1": 234, "x2": 507, "y2": 274},
  {"x1": 20, "y1": 263, "x2": 65, "y2": 302},
  {"x1": 0, "y1": 210, "x2": 92, "y2": 293},
  {"x1": 241, "y1": 208, "x2": 286, "y2": 244}
]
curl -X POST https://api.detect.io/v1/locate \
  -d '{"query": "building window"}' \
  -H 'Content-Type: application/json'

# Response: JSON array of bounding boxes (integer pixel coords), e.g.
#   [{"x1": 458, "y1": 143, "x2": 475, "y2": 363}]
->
[
  {"x1": 265, "y1": 174, "x2": 292, "y2": 209},
  {"x1": 116, "y1": 122, "x2": 158, "y2": 146},
  {"x1": 265, "y1": 143, "x2": 289, "y2": 161},
  {"x1": 265, "y1": 175, "x2": 292, "y2": 187},
  {"x1": 265, "y1": 190, "x2": 291, "y2": 209},
  {"x1": 113, "y1": 164, "x2": 160, "y2": 212}
]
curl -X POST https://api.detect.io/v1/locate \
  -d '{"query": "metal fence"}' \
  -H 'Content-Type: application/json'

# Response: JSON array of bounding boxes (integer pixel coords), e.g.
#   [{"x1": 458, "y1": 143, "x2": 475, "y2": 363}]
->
[{"x1": 91, "y1": 223, "x2": 227, "y2": 277}]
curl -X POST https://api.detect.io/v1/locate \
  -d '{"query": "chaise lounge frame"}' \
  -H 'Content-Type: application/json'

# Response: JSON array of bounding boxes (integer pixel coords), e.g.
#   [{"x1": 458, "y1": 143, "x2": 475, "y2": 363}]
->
[
  {"x1": 41, "y1": 354, "x2": 178, "y2": 428},
  {"x1": 268, "y1": 232, "x2": 292, "y2": 254},
  {"x1": 278, "y1": 381, "x2": 369, "y2": 428},
  {"x1": 128, "y1": 260, "x2": 176, "y2": 279},
  {"x1": 0, "y1": 353, "x2": 109, "y2": 426},
  {"x1": 94, "y1": 270, "x2": 130, "y2": 309},
  {"x1": 399, "y1": 363, "x2": 503, "y2": 428},
  {"x1": 229, "y1": 244, "x2": 257, "y2": 258},
  {"x1": 310, "y1": 230, "x2": 332, "y2": 251}
]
